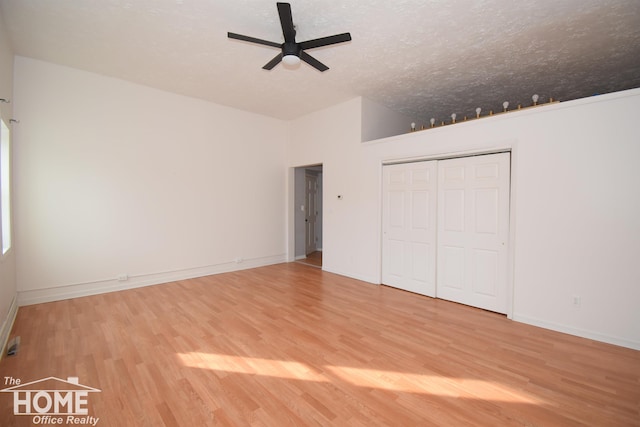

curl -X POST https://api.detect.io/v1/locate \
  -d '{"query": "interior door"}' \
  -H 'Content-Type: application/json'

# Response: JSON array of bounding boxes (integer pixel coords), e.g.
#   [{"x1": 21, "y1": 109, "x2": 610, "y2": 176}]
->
[
  {"x1": 436, "y1": 152, "x2": 510, "y2": 313},
  {"x1": 305, "y1": 173, "x2": 318, "y2": 255},
  {"x1": 382, "y1": 161, "x2": 438, "y2": 297}
]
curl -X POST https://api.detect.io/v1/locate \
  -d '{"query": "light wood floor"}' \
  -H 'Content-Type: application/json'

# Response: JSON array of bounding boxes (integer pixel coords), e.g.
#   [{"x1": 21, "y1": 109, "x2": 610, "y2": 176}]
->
[
  {"x1": 1, "y1": 263, "x2": 639, "y2": 426},
  {"x1": 296, "y1": 251, "x2": 322, "y2": 268}
]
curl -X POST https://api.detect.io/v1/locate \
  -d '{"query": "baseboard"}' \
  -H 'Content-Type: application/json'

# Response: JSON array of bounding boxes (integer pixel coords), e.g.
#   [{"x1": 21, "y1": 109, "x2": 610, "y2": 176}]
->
[
  {"x1": 512, "y1": 314, "x2": 640, "y2": 351},
  {"x1": 17, "y1": 254, "x2": 287, "y2": 306},
  {"x1": 0, "y1": 295, "x2": 18, "y2": 361}
]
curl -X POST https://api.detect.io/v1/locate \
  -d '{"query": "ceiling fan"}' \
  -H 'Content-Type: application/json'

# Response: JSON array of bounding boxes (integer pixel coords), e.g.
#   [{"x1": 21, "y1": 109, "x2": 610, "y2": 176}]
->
[{"x1": 228, "y1": 2, "x2": 352, "y2": 72}]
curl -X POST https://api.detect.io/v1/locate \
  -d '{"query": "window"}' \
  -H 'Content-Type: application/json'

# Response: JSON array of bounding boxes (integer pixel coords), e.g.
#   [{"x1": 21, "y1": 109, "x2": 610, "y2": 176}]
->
[{"x1": 1, "y1": 117, "x2": 11, "y2": 255}]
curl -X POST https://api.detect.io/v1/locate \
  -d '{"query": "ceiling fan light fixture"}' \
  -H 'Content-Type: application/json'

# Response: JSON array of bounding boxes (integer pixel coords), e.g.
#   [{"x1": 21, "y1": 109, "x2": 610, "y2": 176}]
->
[{"x1": 282, "y1": 54, "x2": 301, "y2": 66}]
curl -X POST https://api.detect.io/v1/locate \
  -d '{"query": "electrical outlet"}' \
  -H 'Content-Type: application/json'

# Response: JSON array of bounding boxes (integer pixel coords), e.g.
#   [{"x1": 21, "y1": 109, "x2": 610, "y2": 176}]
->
[
  {"x1": 235, "y1": 257, "x2": 243, "y2": 264},
  {"x1": 117, "y1": 274, "x2": 128, "y2": 282},
  {"x1": 572, "y1": 295, "x2": 581, "y2": 308}
]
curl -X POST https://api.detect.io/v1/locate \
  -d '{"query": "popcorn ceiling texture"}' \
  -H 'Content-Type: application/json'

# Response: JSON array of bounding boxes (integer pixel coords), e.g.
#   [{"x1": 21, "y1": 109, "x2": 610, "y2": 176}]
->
[{"x1": 1, "y1": 0, "x2": 639, "y2": 122}]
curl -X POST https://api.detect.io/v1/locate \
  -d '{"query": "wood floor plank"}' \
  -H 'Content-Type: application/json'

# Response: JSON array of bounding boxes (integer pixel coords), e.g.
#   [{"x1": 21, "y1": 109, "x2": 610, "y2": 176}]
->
[{"x1": 1, "y1": 262, "x2": 639, "y2": 426}]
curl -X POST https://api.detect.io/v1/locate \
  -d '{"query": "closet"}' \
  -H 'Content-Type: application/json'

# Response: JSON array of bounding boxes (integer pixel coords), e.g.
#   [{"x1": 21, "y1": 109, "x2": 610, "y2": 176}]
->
[{"x1": 382, "y1": 152, "x2": 510, "y2": 313}]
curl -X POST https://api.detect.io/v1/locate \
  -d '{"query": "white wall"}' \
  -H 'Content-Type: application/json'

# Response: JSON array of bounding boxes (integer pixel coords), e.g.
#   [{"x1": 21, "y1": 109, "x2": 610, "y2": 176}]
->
[
  {"x1": 289, "y1": 98, "x2": 381, "y2": 281},
  {"x1": 361, "y1": 97, "x2": 414, "y2": 142},
  {"x1": 0, "y1": 9, "x2": 17, "y2": 355},
  {"x1": 13, "y1": 57, "x2": 288, "y2": 304},
  {"x1": 288, "y1": 91, "x2": 640, "y2": 350}
]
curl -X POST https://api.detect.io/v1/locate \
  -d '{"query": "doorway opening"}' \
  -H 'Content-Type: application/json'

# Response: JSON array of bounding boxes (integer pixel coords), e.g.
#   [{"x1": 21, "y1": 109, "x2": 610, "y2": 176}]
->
[{"x1": 294, "y1": 164, "x2": 323, "y2": 268}]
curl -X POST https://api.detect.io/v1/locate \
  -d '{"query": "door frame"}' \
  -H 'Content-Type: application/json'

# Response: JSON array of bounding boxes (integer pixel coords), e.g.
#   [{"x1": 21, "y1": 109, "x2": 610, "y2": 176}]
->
[
  {"x1": 289, "y1": 164, "x2": 323, "y2": 263},
  {"x1": 379, "y1": 147, "x2": 517, "y2": 319}
]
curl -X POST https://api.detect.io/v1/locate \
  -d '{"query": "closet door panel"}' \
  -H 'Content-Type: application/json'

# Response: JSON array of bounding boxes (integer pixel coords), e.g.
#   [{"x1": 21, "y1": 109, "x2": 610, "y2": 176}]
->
[
  {"x1": 382, "y1": 161, "x2": 438, "y2": 297},
  {"x1": 437, "y1": 153, "x2": 510, "y2": 313}
]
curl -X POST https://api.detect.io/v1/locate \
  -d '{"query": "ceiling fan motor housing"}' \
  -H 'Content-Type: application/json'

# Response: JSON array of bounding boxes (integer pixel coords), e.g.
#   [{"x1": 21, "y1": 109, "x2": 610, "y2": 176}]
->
[{"x1": 283, "y1": 42, "x2": 300, "y2": 57}]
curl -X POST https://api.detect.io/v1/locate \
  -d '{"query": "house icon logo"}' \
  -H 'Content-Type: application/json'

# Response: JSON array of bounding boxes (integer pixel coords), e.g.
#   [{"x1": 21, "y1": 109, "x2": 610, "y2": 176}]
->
[{"x1": 1, "y1": 376, "x2": 101, "y2": 425}]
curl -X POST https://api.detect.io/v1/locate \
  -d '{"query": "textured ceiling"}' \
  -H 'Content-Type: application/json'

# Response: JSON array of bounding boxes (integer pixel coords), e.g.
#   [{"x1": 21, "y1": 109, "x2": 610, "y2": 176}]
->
[{"x1": 1, "y1": 0, "x2": 639, "y2": 121}]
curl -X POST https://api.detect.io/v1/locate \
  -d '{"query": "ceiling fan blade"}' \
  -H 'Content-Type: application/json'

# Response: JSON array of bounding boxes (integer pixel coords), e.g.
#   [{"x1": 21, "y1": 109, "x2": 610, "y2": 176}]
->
[
  {"x1": 263, "y1": 53, "x2": 283, "y2": 70},
  {"x1": 299, "y1": 33, "x2": 351, "y2": 50},
  {"x1": 300, "y1": 51, "x2": 328, "y2": 72},
  {"x1": 277, "y1": 2, "x2": 296, "y2": 43},
  {"x1": 228, "y1": 32, "x2": 281, "y2": 48}
]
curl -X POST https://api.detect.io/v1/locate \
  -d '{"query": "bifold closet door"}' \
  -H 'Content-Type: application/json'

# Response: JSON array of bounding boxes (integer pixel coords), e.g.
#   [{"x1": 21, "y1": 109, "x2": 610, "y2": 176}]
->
[
  {"x1": 437, "y1": 152, "x2": 510, "y2": 314},
  {"x1": 382, "y1": 161, "x2": 438, "y2": 297}
]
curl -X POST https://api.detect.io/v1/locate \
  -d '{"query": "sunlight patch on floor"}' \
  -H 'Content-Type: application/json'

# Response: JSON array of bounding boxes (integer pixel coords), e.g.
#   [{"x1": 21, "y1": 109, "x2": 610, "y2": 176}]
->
[
  {"x1": 326, "y1": 365, "x2": 543, "y2": 404},
  {"x1": 177, "y1": 352, "x2": 544, "y2": 404},
  {"x1": 177, "y1": 352, "x2": 327, "y2": 382}
]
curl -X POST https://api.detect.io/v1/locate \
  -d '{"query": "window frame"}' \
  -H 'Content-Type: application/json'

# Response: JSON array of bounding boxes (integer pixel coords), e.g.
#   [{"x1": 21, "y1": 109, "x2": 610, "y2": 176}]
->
[{"x1": 0, "y1": 115, "x2": 12, "y2": 257}]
